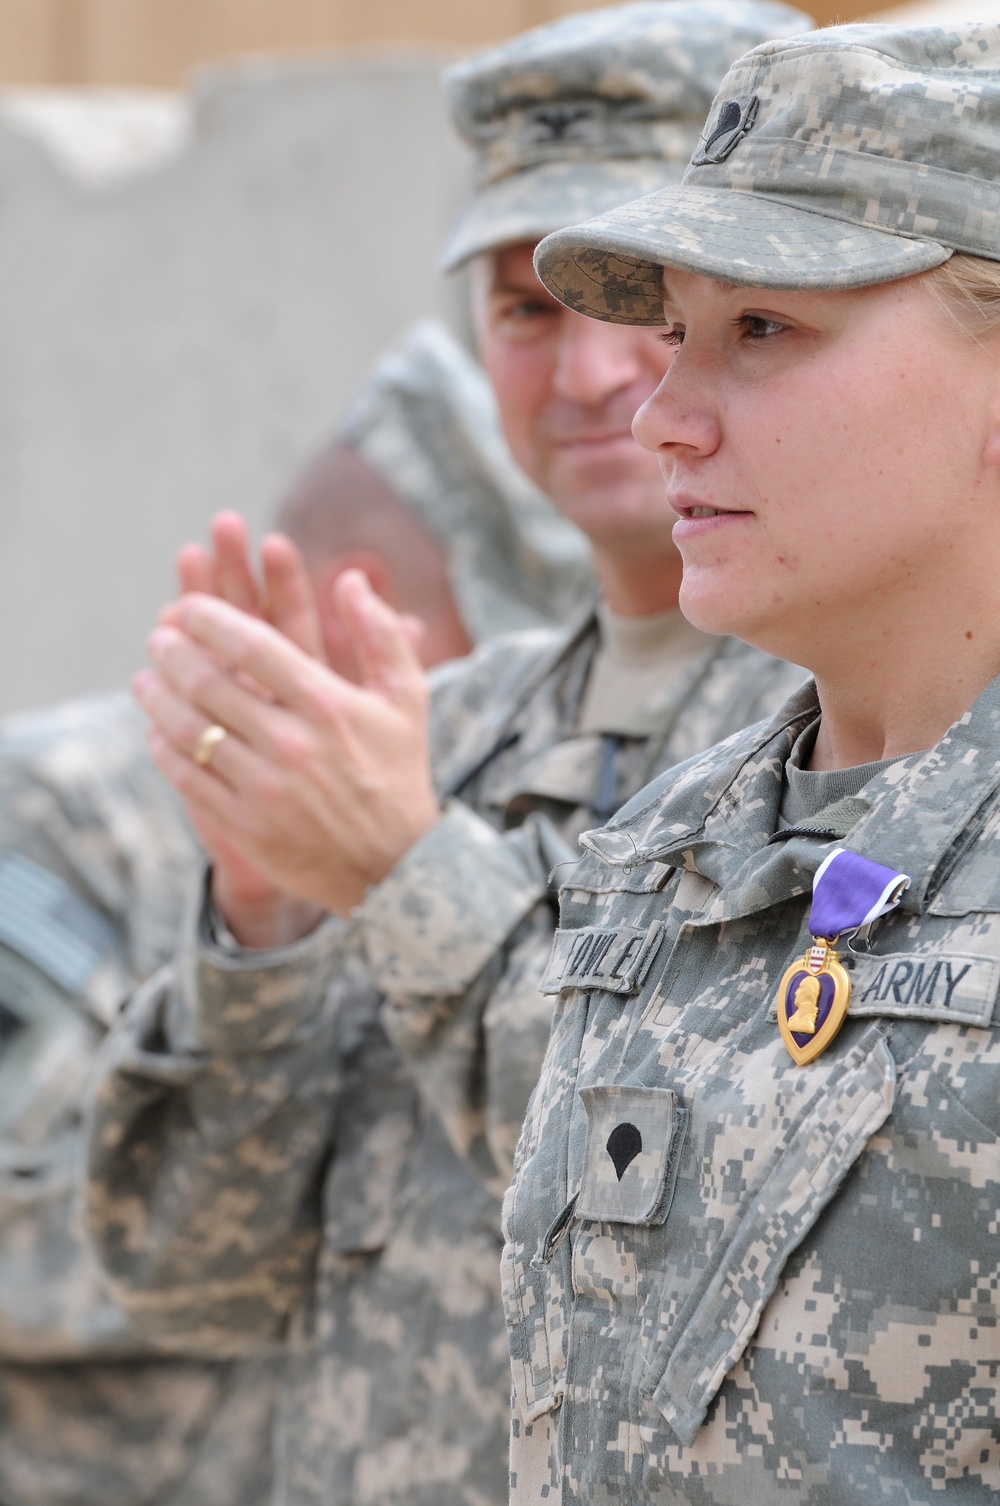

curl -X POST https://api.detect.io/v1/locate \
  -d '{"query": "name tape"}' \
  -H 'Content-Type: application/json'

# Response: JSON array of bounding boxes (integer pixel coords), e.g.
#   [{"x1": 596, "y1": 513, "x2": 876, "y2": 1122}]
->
[
  {"x1": 540, "y1": 923, "x2": 663, "y2": 996},
  {"x1": 846, "y1": 950, "x2": 1000, "y2": 1026}
]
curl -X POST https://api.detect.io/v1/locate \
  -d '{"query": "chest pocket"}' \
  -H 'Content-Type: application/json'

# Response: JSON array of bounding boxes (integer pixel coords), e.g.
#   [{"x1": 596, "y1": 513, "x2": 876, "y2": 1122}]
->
[
  {"x1": 667, "y1": 1030, "x2": 892, "y2": 1443},
  {"x1": 567, "y1": 1025, "x2": 896, "y2": 1447}
]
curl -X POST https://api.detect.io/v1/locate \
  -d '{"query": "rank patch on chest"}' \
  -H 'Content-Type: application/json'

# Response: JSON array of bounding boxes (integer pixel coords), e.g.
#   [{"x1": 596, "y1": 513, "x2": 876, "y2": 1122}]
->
[
  {"x1": 540, "y1": 922, "x2": 663, "y2": 996},
  {"x1": 577, "y1": 1084, "x2": 686, "y2": 1226}
]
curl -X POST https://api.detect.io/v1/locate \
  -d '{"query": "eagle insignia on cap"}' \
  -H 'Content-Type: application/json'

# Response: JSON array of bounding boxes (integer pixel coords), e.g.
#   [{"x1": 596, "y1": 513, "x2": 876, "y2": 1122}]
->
[
  {"x1": 693, "y1": 95, "x2": 759, "y2": 165},
  {"x1": 528, "y1": 103, "x2": 599, "y2": 143}
]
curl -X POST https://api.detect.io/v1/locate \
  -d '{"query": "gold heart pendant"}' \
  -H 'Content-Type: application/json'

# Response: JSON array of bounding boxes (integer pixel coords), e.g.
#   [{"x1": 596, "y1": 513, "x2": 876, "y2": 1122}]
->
[{"x1": 775, "y1": 938, "x2": 852, "y2": 1066}]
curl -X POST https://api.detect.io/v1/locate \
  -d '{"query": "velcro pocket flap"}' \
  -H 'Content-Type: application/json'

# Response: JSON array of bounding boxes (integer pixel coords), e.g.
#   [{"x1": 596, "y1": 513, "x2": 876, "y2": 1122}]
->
[
  {"x1": 540, "y1": 923, "x2": 663, "y2": 996},
  {"x1": 649, "y1": 1027, "x2": 895, "y2": 1447}
]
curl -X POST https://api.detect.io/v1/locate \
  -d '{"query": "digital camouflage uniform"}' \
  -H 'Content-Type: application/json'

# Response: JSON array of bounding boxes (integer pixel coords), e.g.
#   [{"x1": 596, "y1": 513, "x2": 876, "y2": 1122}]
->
[
  {"x1": 0, "y1": 694, "x2": 278, "y2": 1506},
  {"x1": 0, "y1": 261, "x2": 603, "y2": 1506},
  {"x1": 86, "y1": 615, "x2": 805, "y2": 1506},
  {"x1": 504, "y1": 678, "x2": 1000, "y2": 1502},
  {"x1": 504, "y1": 18, "x2": 1000, "y2": 1504},
  {"x1": 83, "y1": 6, "x2": 811, "y2": 1505}
]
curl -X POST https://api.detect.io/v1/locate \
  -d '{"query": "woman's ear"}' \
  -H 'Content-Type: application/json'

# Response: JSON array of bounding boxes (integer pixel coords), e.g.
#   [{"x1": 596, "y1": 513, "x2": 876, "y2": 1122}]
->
[{"x1": 982, "y1": 374, "x2": 1000, "y2": 470}]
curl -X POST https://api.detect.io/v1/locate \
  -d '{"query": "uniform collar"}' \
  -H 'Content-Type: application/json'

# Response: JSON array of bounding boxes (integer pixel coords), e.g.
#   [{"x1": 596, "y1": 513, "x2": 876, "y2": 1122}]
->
[
  {"x1": 581, "y1": 673, "x2": 1000, "y2": 923},
  {"x1": 433, "y1": 601, "x2": 600, "y2": 801}
]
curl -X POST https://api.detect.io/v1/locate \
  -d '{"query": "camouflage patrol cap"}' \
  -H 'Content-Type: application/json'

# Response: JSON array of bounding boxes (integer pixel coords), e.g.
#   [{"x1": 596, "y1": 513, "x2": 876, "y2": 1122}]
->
[
  {"x1": 535, "y1": 23, "x2": 1000, "y2": 320},
  {"x1": 440, "y1": 0, "x2": 812, "y2": 270},
  {"x1": 337, "y1": 321, "x2": 593, "y2": 642}
]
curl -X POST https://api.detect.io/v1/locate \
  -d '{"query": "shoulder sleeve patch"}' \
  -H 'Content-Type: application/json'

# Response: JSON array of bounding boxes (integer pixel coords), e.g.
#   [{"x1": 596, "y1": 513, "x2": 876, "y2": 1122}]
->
[
  {"x1": 0, "y1": 853, "x2": 116, "y2": 993},
  {"x1": 540, "y1": 922, "x2": 663, "y2": 996}
]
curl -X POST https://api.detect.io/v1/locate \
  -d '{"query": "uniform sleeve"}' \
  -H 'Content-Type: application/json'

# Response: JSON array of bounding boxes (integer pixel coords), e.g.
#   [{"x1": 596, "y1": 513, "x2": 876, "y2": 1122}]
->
[
  {"x1": 356, "y1": 805, "x2": 571, "y2": 1196},
  {"x1": 85, "y1": 895, "x2": 350, "y2": 1356},
  {"x1": 0, "y1": 700, "x2": 209, "y2": 1361}
]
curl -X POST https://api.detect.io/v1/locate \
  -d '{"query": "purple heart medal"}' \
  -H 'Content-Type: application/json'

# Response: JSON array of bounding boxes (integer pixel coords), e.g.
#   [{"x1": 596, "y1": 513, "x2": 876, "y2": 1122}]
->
[{"x1": 776, "y1": 848, "x2": 910, "y2": 1066}]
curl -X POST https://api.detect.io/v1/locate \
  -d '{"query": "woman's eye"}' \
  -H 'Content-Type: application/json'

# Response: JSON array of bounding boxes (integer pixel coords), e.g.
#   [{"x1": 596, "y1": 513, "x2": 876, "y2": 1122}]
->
[
  {"x1": 741, "y1": 314, "x2": 786, "y2": 340},
  {"x1": 660, "y1": 327, "x2": 685, "y2": 347}
]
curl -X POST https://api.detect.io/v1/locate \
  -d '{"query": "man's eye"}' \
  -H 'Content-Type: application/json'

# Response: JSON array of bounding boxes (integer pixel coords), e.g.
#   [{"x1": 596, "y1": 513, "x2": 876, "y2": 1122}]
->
[{"x1": 498, "y1": 300, "x2": 553, "y2": 321}]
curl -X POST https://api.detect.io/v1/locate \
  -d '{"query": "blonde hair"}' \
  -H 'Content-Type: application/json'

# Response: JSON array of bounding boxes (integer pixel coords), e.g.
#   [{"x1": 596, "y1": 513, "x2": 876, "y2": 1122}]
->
[{"x1": 922, "y1": 253, "x2": 1000, "y2": 337}]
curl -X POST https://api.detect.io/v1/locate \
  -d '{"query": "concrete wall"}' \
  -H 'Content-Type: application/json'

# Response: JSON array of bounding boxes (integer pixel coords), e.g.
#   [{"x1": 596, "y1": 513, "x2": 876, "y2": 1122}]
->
[{"x1": 0, "y1": 56, "x2": 470, "y2": 714}]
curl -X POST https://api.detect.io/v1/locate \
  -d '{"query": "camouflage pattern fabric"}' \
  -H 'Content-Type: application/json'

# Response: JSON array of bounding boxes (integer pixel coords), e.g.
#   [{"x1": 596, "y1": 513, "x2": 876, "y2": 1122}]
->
[
  {"x1": 504, "y1": 675, "x2": 1000, "y2": 1503},
  {"x1": 337, "y1": 321, "x2": 594, "y2": 643},
  {"x1": 440, "y1": 0, "x2": 811, "y2": 269},
  {"x1": 86, "y1": 612, "x2": 805, "y2": 1506},
  {"x1": 0, "y1": 695, "x2": 278, "y2": 1506},
  {"x1": 535, "y1": 22, "x2": 1000, "y2": 318}
]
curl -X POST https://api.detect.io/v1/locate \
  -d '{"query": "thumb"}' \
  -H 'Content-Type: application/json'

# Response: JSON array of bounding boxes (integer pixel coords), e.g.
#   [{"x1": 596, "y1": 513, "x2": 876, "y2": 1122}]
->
[{"x1": 335, "y1": 570, "x2": 425, "y2": 708}]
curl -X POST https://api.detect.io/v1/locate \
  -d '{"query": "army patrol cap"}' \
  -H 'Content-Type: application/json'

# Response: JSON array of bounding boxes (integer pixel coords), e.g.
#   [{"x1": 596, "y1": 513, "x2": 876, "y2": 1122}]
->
[
  {"x1": 337, "y1": 320, "x2": 593, "y2": 642},
  {"x1": 534, "y1": 22, "x2": 1000, "y2": 320},
  {"x1": 440, "y1": 0, "x2": 812, "y2": 270}
]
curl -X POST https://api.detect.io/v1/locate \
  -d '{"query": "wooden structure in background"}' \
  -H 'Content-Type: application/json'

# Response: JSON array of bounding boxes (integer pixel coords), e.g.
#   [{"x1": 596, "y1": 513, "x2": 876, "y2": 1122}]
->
[{"x1": 0, "y1": 0, "x2": 899, "y2": 89}]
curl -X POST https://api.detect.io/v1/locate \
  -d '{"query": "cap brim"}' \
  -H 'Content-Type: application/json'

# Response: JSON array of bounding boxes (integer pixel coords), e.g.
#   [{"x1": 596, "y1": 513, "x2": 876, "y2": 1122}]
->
[
  {"x1": 440, "y1": 157, "x2": 686, "y2": 272},
  {"x1": 533, "y1": 183, "x2": 953, "y2": 322}
]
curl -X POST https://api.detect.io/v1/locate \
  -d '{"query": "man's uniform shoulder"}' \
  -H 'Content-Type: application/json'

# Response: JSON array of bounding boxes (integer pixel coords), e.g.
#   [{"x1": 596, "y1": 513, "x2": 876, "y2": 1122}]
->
[
  {"x1": 428, "y1": 619, "x2": 583, "y2": 792},
  {"x1": 0, "y1": 691, "x2": 199, "y2": 1036},
  {"x1": 0, "y1": 691, "x2": 161, "y2": 796}
]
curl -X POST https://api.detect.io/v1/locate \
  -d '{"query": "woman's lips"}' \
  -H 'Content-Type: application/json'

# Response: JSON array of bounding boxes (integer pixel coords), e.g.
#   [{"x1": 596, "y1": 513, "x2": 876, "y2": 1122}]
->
[{"x1": 670, "y1": 499, "x2": 751, "y2": 541}]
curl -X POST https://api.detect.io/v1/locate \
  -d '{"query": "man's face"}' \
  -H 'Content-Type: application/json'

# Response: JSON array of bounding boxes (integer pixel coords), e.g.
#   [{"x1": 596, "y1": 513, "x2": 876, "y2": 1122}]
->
[{"x1": 471, "y1": 242, "x2": 676, "y2": 550}]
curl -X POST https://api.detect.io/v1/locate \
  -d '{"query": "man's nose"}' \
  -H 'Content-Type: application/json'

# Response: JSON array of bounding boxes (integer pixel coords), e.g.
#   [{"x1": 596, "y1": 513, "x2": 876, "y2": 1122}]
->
[{"x1": 551, "y1": 311, "x2": 649, "y2": 407}]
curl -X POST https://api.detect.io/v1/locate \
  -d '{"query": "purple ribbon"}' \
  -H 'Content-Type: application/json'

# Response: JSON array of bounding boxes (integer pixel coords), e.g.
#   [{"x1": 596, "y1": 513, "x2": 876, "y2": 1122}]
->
[{"x1": 808, "y1": 848, "x2": 910, "y2": 942}]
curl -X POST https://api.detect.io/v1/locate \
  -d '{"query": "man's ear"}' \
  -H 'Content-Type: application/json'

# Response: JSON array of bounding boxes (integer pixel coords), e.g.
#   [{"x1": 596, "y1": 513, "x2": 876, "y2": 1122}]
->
[{"x1": 312, "y1": 551, "x2": 395, "y2": 683}]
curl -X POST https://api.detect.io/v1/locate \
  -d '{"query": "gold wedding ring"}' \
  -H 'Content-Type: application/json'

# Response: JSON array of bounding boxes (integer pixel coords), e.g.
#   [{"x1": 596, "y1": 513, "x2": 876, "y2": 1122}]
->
[{"x1": 192, "y1": 723, "x2": 227, "y2": 768}]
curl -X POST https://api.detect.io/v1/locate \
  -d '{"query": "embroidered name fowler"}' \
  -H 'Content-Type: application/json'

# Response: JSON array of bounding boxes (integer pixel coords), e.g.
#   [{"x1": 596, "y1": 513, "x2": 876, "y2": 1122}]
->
[
  {"x1": 776, "y1": 848, "x2": 910, "y2": 1066},
  {"x1": 540, "y1": 922, "x2": 662, "y2": 996}
]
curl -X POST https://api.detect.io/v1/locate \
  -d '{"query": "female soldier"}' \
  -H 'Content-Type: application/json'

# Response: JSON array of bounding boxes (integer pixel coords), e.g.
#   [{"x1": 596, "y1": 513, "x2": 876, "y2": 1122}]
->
[{"x1": 504, "y1": 21, "x2": 1000, "y2": 1504}]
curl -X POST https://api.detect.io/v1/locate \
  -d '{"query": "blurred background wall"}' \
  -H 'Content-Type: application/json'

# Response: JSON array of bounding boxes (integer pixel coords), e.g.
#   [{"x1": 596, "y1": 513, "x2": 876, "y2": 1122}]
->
[
  {"x1": 0, "y1": 0, "x2": 979, "y2": 713},
  {"x1": 0, "y1": 0, "x2": 926, "y2": 88}
]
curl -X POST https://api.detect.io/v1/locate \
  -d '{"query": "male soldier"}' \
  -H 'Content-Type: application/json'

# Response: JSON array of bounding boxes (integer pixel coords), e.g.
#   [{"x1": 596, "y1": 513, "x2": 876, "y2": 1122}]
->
[
  {"x1": 86, "y1": 6, "x2": 810, "y2": 1506},
  {"x1": 0, "y1": 323, "x2": 553, "y2": 1506}
]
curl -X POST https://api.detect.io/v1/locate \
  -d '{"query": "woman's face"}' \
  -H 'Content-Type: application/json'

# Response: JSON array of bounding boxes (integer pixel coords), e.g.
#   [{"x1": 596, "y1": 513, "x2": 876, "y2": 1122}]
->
[{"x1": 632, "y1": 268, "x2": 1000, "y2": 668}]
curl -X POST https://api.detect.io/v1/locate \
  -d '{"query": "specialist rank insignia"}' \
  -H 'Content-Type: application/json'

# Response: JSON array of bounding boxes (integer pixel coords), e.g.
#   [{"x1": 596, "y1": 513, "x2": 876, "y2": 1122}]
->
[{"x1": 776, "y1": 848, "x2": 909, "y2": 1066}]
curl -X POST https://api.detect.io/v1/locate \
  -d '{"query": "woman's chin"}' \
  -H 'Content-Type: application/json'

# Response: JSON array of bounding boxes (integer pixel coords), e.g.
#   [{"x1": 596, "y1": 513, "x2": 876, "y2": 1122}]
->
[
  {"x1": 677, "y1": 572, "x2": 757, "y2": 639},
  {"x1": 677, "y1": 574, "x2": 804, "y2": 664}
]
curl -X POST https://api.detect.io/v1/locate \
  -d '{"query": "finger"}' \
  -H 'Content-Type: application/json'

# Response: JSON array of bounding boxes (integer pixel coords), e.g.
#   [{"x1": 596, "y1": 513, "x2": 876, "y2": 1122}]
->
[
  {"x1": 335, "y1": 570, "x2": 425, "y2": 708},
  {"x1": 399, "y1": 613, "x2": 426, "y2": 657},
  {"x1": 166, "y1": 596, "x2": 350, "y2": 717},
  {"x1": 260, "y1": 534, "x2": 327, "y2": 662},
  {"x1": 176, "y1": 544, "x2": 217, "y2": 597},
  {"x1": 146, "y1": 624, "x2": 308, "y2": 757},
  {"x1": 211, "y1": 512, "x2": 263, "y2": 617},
  {"x1": 133, "y1": 668, "x2": 255, "y2": 792},
  {"x1": 147, "y1": 724, "x2": 257, "y2": 843}
]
